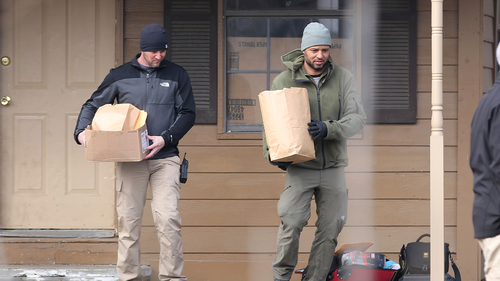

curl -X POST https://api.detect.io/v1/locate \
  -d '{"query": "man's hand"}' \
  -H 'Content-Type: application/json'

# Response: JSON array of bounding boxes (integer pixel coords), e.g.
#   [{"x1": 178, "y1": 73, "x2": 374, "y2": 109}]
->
[
  {"x1": 308, "y1": 118, "x2": 327, "y2": 140},
  {"x1": 78, "y1": 131, "x2": 86, "y2": 148},
  {"x1": 271, "y1": 161, "x2": 293, "y2": 171},
  {"x1": 145, "y1": 134, "x2": 165, "y2": 159}
]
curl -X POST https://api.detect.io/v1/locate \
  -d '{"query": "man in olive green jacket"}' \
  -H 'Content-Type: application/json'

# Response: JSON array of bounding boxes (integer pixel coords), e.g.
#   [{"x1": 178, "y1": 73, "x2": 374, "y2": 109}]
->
[{"x1": 263, "y1": 22, "x2": 366, "y2": 281}]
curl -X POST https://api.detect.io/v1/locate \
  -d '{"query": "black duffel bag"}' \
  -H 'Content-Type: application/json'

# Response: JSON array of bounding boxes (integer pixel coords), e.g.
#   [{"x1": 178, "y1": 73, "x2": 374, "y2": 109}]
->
[{"x1": 391, "y1": 234, "x2": 461, "y2": 281}]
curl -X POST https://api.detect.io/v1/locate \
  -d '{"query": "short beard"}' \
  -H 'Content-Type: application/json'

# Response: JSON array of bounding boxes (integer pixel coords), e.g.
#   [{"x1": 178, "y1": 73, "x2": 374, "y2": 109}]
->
[
  {"x1": 306, "y1": 60, "x2": 326, "y2": 71},
  {"x1": 144, "y1": 54, "x2": 162, "y2": 68}
]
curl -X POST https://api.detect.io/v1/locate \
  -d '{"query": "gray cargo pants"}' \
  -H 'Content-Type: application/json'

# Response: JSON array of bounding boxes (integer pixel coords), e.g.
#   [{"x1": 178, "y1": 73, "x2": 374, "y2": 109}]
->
[{"x1": 272, "y1": 165, "x2": 348, "y2": 281}]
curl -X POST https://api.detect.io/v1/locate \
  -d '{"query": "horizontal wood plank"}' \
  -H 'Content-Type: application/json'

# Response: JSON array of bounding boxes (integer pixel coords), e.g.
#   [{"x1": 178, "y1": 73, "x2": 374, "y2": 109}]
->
[
  {"x1": 484, "y1": 41, "x2": 495, "y2": 68},
  {"x1": 146, "y1": 172, "x2": 456, "y2": 200},
  {"x1": 139, "y1": 226, "x2": 457, "y2": 254},
  {"x1": 181, "y1": 120, "x2": 458, "y2": 147},
  {"x1": 484, "y1": 67, "x2": 495, "y2": 91},
  {"x1": 124, "y1": 38, "x2": 140, "y2": 62},
  {"x1": 417, "y1": 0, "x2": 458, "y2": 11},
  {"x1": 417, "y1": 12, "x2": 458, "y2": 38},
  {"x1": 484, "y1": 0, "x2": 496, "y2": 17},
  {"x1": 0, "y1": 239, "x2": 118, "y2": 265},
  {"x1": 417, "y1": 65, "x2": 458, "y2": 92},
  {"x1": 143, "y1": 200, "x2": 456, "y2": 227},
  {"x1": 182, "y1": 120, "x2": 458, "y2": 147},
  {"x1": 484, "y1": 16, "x2": 495, "y2": 44},
  {"x1": 335, "y1": 146, "x2": 456, "y2": 173},
  {"x1": 175, "y1": 146, "x2": 457, "y2": 173},
  {"x1": 180, "y1": 124, "x2": 262, "y2": 146},
  {"x1": 125, "y1": 0, "x2": 163, "y2": 13},
  {"x1": 417, "y1": 92, "x2": 457, "y2": 119},
  {"x1": 124, "y1": 12, "x2": 163, "y2": 39},
  {"x1": 346, "y1": 172, "x2": 457, "y2": 199},
  {"x1": 349, "y1": 120, "x2": 457, "y2": 146},
  {"x1": 178, "y1": 172, "x2": 286, "y2": 199},
  {"x1": 418, "y1": 38, "x2": 458, "y2": 65}
]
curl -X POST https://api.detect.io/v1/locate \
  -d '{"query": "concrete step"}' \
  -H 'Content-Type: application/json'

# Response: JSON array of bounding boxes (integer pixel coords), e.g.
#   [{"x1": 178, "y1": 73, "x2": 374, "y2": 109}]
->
[{"x1": 0, "y1": 265, "x2": 151, "y2": 281}]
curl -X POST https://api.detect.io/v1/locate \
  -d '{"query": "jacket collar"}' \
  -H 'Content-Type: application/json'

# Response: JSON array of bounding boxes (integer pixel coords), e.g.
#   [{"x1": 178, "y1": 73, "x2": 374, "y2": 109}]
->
[{"x1": 281, "y1": 48, "x2": 334, "y2": 82}]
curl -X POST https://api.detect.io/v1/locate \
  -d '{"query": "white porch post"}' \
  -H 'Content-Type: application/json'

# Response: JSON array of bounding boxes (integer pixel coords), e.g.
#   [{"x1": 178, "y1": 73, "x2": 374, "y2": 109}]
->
[{"x1": 430, "y1": 0, "x2": 445, "y2": 281}]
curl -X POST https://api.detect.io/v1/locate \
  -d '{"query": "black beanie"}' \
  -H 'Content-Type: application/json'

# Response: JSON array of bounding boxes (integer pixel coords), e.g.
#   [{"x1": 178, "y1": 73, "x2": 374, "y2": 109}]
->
[{"x1": 140, "y1": 24, "x2": 168, "y2": 51}]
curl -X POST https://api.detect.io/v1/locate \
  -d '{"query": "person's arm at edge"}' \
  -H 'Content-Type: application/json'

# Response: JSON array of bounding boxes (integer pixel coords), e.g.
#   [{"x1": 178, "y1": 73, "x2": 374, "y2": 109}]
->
[{"x1": 489, "y1": 105, "x2": 500, "y2": 183}]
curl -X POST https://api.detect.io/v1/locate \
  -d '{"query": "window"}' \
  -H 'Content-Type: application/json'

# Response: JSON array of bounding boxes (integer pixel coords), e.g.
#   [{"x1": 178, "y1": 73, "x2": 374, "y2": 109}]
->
[
  {"x1": 164, "y1": 0, "x2": 217, "y2": 124},
  {"x1": 361, "y1": 0, "x2": 417, "y2": 123},
  {"x1": 163, "y1": 0, "x2": 417, "y2": 127},
  {"x1": 224, "y1": 0, "x2": 355, "y2": 133}
]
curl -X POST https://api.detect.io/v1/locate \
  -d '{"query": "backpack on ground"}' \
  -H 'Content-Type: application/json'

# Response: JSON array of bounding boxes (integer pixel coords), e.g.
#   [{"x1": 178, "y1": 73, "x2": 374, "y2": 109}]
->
[{"x1": 390, "y1": 234, "x2": 461, "y2": 281}]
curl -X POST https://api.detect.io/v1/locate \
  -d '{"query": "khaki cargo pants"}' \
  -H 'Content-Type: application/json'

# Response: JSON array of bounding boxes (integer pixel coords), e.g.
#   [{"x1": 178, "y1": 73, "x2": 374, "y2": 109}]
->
[
  {"x1": 272, "y1": 165, "x2": 348, "y2": 281},
  {"x1": 116, "y1": 156, "x2": 187, "y2": 281},
  {"x1": 479, "y1": 234, "x2": 500, "y2": 281}
]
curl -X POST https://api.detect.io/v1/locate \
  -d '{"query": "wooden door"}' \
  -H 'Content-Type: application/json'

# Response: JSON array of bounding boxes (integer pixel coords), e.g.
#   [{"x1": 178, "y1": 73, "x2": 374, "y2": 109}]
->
[{"x1": 0, "y1": 0, "x2": 116, "y2": 229}]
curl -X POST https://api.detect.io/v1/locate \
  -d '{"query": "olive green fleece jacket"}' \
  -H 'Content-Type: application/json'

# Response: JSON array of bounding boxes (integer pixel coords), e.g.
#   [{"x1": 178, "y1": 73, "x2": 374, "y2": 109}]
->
[{"x1": 263, "y1": 48, "x2": 366, "y2": 170}]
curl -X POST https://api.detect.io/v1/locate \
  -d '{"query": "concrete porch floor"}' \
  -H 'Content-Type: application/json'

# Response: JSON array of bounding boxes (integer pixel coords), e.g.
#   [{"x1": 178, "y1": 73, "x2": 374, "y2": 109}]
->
[{"x1": 0, "y1": 265, "x2": 151, "y2": 281}]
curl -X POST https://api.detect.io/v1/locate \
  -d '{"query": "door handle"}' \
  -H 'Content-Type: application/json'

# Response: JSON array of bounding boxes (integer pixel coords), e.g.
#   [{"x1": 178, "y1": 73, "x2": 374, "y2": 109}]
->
[{"x1": 1, "y1": 96, "x2": 11, "y2": 106}]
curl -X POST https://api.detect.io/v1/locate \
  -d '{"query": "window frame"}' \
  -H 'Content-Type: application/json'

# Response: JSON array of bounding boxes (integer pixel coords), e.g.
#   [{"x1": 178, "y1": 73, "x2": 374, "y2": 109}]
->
[
  {"x1": 220, "y1": 8, "x2": 355, "y2": 138},
  {"x1": 216, "y1": 0, "x2": 418, "y2": 139}
]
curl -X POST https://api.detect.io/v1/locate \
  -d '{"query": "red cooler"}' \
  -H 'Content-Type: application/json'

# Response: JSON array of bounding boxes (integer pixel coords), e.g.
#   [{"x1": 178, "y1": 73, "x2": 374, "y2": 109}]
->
[{"x1": 329, "y1": 266, "x2": 396, "y2": 281}]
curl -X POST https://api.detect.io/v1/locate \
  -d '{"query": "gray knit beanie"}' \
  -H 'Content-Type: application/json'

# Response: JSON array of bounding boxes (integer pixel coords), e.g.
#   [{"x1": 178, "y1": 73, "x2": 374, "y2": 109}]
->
[
  {"x1": 140, "y1": 24, "x2": 168, "y2": 51},
  {"x1": 301, "y1": 22, "x2": 332, "y2": 51}
]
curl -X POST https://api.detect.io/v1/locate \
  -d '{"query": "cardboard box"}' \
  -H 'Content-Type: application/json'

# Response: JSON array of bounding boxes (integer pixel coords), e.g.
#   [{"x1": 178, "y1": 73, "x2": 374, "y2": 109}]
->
[
  {"x1": 227, "y1": 36, "x2": 353, "y2": 72},
  {"x1": 335, "y1": 242, "x2": 375, "y2": 255},
  {"x1": 85, "y1": 124, "x2": 148, "y2": 162},
  {"x1": 227, "y1": 37, "x2": 268, "y2": 71},
  {"x1": 85, "y1": 103, "x2": 149, "y2": 162},
  {"x1": 226, "y1": 73, "x2": 265, "y2": 125}
]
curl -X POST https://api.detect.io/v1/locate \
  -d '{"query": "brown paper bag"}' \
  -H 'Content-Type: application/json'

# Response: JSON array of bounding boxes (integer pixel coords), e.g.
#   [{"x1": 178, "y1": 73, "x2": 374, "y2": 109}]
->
[
  {"x1": 259, "y1": 87, "x2": 315, "y2": 163},
  {"x1": 91, "y1": 103, "x2": 142, "y2": 131}
]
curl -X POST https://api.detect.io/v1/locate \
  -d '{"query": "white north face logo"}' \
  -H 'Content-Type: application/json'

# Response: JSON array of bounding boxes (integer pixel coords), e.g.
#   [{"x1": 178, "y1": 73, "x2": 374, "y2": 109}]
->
[{"x1": 160, "y1": 82, "x2": 170, "y2": 87}]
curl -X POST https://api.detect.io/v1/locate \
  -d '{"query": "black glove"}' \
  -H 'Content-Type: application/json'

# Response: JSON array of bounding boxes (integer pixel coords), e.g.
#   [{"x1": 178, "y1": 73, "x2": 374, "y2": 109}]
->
[
  {"x1": 308, "y1": 118, "x2": 327, "y2": 140},
  {"x1": 272, "y1": 161, "x2": 292, "y2": 171}
]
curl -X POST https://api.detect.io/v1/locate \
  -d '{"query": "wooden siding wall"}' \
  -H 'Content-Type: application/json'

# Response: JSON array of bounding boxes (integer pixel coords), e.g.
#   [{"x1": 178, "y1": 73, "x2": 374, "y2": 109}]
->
[
  {"x1": 123, "y1": 0, "x2": 163, "y2": 62},
  {"x1": 125, "y1": 1, "x2": 462, "y2": 280},
  {"x1": 484, "y1": 0, "x2": 497, "y2": 91},
  {"x1": 457, "y1": 0, "x2": 485, "y2": 280}
]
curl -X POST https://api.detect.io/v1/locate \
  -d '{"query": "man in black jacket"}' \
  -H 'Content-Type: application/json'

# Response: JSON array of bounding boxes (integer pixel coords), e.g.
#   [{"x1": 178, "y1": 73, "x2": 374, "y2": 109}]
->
[
  {"x1": 470, "y1": 44, "x2": 500, "y2": 281},
  {"x1": 74, "y1": 24, "x2": 195, "y2": 281}
]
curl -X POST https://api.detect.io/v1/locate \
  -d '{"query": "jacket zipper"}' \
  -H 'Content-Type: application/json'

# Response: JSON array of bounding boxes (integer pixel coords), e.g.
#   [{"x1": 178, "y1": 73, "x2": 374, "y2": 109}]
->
[
  {"x1": 315, "y1": 84, "x2": 326, "y2": 169},
  {"x1": 146, "y1": 73, "x2": 150, "y2": 108},
  {"x1": 338, "y1": 97, "x2": 342, "y2": 120}
]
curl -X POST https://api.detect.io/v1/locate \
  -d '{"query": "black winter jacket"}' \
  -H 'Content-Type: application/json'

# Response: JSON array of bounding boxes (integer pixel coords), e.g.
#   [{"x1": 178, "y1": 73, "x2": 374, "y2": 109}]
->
[
  {"x1": 74, "y1": 54, "x2": 196, "y2": 160},
  {"x1": 470, "y1": 72, "x2": 500, "y2": 239}
]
